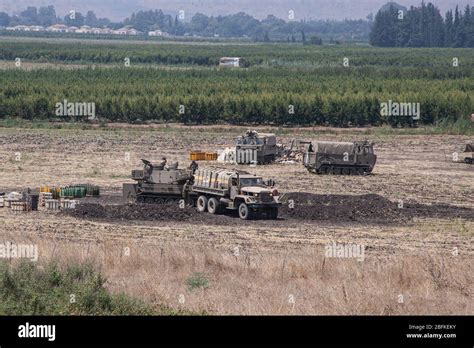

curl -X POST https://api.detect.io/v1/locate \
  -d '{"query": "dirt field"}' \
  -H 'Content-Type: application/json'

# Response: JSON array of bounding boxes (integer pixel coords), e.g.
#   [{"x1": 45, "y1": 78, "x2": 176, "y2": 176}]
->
[{"x1": 0, "y1": 125, "x2": 472, "y2": 314}]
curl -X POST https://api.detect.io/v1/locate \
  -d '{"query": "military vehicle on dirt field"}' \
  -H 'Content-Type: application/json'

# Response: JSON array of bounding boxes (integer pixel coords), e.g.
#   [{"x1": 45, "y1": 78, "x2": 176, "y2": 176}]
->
[
  {"x1": 123, "y1": 159, "x2": 194, "y2": 204},
  {"x1": 303, "y1": 141, "x2": 377, "y2": 175},
  {"x1": 188, "y1": 166, "x2": 281, "y2": 220},
  {"x1": 462, "y1": 143, "x2": 474, "y2": 164},
  {"x1": 235, "y1": 130, "x2": 277, "y2": 164}
]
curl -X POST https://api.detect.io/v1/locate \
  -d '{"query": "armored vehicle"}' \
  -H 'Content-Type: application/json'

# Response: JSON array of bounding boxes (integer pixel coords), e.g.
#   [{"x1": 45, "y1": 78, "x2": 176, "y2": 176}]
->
[
  {"x1": 235, "y1": 130, "x2": 277, "y2": 164},
  {"x1": 189, "y1": 166, "x2": 281, "y2": 220},
  {"x1": 462, "y1": 143, "x2": 474, "y2": 164},
  {"x1": 123, "y1": 159, "x2": 194, "y2": 204},
  {"x1": 303, "y1": 141, "x2": 376, "y2": 175}
]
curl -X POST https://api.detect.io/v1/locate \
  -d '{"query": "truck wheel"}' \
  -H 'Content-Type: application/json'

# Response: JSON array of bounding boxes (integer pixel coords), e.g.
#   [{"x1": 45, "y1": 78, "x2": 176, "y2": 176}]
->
[
  {"x1": 238, "y1": 203, "x2": 251, "y2": 220},
  {"x1": 207, "y1": 197, "x2": 220, "y2": 214},
  {"x1": 342, "y1": 168, "x2": 350, "y2": 175},
  {"x1": 197, "y1": 196, "x2": 208, "y2": 213}
]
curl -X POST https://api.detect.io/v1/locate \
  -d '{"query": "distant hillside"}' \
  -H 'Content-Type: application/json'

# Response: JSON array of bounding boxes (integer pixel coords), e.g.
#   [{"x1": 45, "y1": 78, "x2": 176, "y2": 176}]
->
[{"x1": 1, "y1": 0, "x2": 471, "y2": 21}]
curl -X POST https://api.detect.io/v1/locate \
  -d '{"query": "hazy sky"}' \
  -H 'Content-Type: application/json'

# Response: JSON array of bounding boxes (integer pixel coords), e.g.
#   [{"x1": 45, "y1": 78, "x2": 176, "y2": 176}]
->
[{"x1": 1, "y1": 0, "x2": 471, "y2": 21}]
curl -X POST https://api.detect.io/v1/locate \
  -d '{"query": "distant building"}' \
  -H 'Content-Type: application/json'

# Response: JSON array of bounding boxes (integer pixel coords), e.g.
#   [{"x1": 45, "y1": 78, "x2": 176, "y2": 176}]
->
[
  {"x1": 7, "y1": 25, "x2": 29, "y2": 31},
  {"x1": 47, "y1": 24, "x2": 69, "y2": 33},
  {"x1": 148, "y1": 30, "x2": 168, "y2": 37},
  {"x1": 30, "y1": 25, "x2": 45, "y2": 32},
  {"x1": 219, "y1": 57, "x2": 241, "y2": 68}
]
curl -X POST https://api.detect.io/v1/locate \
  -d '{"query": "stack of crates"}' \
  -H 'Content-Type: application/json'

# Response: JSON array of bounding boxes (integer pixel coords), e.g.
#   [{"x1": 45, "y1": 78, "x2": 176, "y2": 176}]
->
[
  {"x1": 40, "y1": 186, "x2": 61, "y2": 199},
  {"x1": 39, "y1": 192, "x2": 53, "y2": 207},
  {"x1": 45, "y1": 199, "x2": 60, "y2": 211},
  {"x1": 190, "y1": 151, "x2": 206, "y2": 161},
  {"x1": 205, "y1": 152, "x2": 218, "y2": 161},
  {"x1": 60, "y1": 200, "x2": 77, "y2": 209},
  {"x1": 11, "y1": 201, "x2": 27, "y2": 213},
  {"x1": 191, "y1": 151, "x2": 218, "y2": 161}
]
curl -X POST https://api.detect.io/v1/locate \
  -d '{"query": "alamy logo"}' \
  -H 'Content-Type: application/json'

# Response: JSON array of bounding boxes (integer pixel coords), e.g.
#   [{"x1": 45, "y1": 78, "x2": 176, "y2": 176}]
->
[
  {"x1": 325, "y1": 242, "x2": 365, "y2": 262},
  {"x1": 380, "y1": 100, "x2": 420, "y2": 120},
  {"x1": 55, "y1": 99, "x2": 96, "y2": 120},
  {"x1": 0, "y1": 242, "x2": 38, "y2": 262},
  {"x1": 18, "y1": 322, "x2": 56, "y2": 341}
]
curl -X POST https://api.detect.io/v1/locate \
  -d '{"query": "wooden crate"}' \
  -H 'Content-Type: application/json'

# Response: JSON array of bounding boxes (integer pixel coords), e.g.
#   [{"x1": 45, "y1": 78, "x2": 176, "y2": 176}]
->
[
  {"x1": 190, "y1": 151, "x2": 206, "y2": 161},
  {"x1": 205, "y1": 152, "x2": 218, "y2": 161},
  {"x1": 11, "y1": 202, "x2": 27, "y2": 212},
  {"x1": 45, "y1": 199, "x2": 60, "y2": 211}
]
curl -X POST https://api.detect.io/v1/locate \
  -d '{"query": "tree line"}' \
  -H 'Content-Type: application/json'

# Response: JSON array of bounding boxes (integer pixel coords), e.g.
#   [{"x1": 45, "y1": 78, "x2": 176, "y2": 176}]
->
[
  {"x1": 0, "y1": 5, "x2": 369, "y2": 42},
  {"x1": 1, "y1": 65, "x2": 471, "y2": 127},
  {"x1": 370, "y1": 2, "x2": 474, "y2": 47}
]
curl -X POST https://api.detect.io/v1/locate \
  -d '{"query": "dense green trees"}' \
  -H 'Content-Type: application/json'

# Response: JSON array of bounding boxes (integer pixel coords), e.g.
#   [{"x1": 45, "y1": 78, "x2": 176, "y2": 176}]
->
[
  {"x1": 1, "y1": 65, "x2": 471, "y2": 126},
  {"x1": 370, "y1": 2, "x2": 474, "y2": 47},
  {"x1": 1, "y1": 41, "x2": 471, "y2": 127}
]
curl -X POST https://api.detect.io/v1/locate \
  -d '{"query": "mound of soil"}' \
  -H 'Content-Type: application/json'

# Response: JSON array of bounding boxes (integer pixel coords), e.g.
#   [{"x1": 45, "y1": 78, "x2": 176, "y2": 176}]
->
[
  {"x1": 281, "y1": 192, "x2": 408, "y2": 223},
  {"x1": 67, "y1": 192, "x2": 473, "y2": 225},
  {"x1": 280, "y1": 192, "x2": 474, "y2": 222},
  {"x1": 68, "y1": 202, "x2": 228, "y2": 224}
]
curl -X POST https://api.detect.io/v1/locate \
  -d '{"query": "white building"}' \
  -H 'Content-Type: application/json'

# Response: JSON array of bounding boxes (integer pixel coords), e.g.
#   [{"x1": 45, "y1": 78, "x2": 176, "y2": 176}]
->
[
  {"x1": 148, "y1": 30, "x2": 168, "y2": 37},
  {"x1": 47, "y1": 24, "x2": 69, "y2": 33},
  {"x1": 30, "y1": 25, "x2": 45, "y2": 32},
  {"x1": 219, "y1": 57, "x2": 241, "y2": 68},
  {"x1": 75, "y1": 25, "x2": 92, "y2": 34}
]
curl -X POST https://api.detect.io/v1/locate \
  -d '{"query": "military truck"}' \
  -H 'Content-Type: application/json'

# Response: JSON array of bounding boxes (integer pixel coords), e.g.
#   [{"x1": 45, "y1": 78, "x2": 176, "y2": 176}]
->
[
  {"x1": 189, "y1": 166, "x2": 281, "y2": 220},
  {"x1": 462, "y1": 143, "x2": 474, "y2": 164},
  {"x1": 235, "y1": 130, "x2": 277, "y2": 164},
  {"x1": 303, "y1": 141, "x2": 377, "y2": 175},
  {"x1": 123, "y1": 159, "x2": 194, "y2": 204}
]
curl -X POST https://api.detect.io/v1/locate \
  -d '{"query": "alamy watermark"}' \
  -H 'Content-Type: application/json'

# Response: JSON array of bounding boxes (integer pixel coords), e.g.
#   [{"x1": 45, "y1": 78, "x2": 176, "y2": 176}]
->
[
  {"x1": 0, "y1": 242, "x2": 38, "y2": 262},
  {"x1": 380, "y1": 100, "x2": 420, "y2": 120},
  {"x1": 55, "y1": 99, "x2": 96, "y2": 120},
  {"x1": 325, "y1": 242, "x2": 365, "y2": 262}
]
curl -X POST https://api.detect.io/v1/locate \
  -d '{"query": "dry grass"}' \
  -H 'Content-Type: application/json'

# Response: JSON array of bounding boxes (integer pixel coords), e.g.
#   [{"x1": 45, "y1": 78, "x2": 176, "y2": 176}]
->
[{"x1": 0, "y1": 231, "x2": 471, "y2": 315}]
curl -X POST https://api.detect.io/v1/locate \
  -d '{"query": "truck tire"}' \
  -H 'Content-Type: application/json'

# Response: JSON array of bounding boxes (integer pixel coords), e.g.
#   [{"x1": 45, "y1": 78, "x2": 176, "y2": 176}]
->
[
  {"x1": 238, "y1": 203, "x2": 251, "y2": 220},
  {"x1": 197, "y1": 196, "x2": 208, "y2": 213},
  {"x1": 207, "y1": 197, "x2": 220, "y2": 214}
]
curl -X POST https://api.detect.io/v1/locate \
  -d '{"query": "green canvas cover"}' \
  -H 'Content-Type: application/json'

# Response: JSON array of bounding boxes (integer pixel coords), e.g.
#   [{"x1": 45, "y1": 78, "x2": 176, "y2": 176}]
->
[{"x1": 314, "y1": 141, "x2": 355, "y2": 155}]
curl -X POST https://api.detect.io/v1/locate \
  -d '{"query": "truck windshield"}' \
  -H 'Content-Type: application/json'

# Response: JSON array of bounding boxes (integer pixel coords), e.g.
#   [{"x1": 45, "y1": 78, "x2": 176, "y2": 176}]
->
[{"x1": 240, "y1": 178, "x2": 263, "y2": 186}]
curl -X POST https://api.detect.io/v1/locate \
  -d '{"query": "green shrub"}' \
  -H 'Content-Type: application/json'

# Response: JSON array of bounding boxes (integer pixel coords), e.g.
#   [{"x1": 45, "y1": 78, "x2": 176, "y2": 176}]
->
[{"x1": 0, "y1": 261, "x2": 185, "y2": 315}]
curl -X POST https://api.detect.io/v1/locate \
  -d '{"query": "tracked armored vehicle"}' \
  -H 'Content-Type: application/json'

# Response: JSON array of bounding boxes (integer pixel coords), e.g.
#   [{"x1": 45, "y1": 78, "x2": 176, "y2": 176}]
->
[
  {"x1": 235, "y1": 130, "x2": 277, "y2": 164},
  {"x1": 189, "y1": 166, "x2": 281, "y2": 220},
  {"x1": 462, "y1": 143, "x2": 474, "y2": 164},
  {"x1": 123, "y1": 159, "x2": 193, "y2": 204},
  {"x1": 304, "y1": 141, "x2": 377, "y2": 175}
]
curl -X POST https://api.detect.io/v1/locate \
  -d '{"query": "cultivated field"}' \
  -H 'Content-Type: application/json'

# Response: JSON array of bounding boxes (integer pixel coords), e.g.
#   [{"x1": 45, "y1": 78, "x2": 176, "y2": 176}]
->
[{"x1": 0, "y1": 125, "x2": 472, "y2": 314}]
